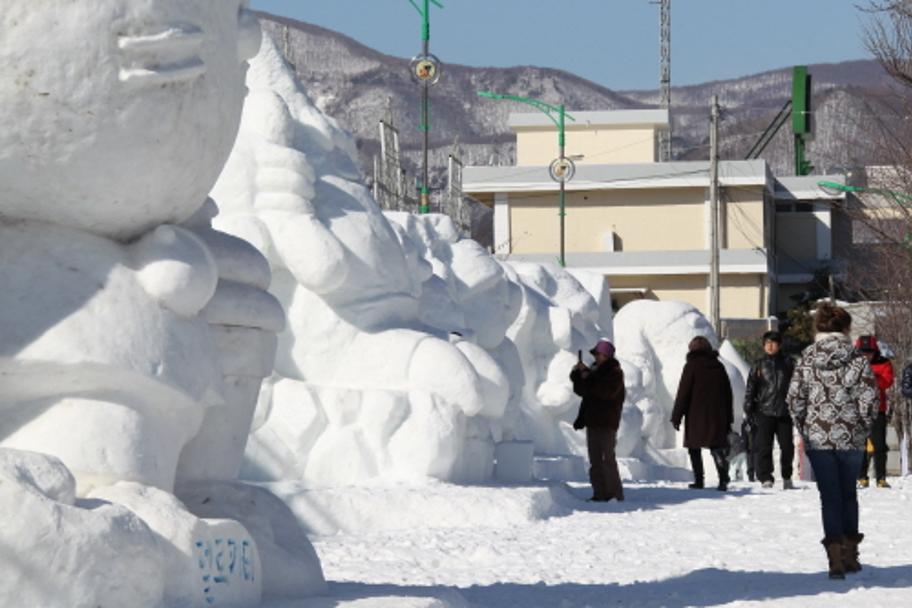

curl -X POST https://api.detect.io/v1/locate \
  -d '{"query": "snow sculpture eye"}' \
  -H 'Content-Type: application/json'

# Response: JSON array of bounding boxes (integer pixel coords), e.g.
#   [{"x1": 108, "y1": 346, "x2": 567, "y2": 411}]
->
[{"x1": 118, "y1": 24, "x2": 207, "y2": 87}]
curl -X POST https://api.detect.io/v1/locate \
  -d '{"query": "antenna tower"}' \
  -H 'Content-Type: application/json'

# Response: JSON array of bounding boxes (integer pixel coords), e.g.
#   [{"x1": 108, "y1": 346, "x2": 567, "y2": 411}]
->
[{"x1": 656, "y1": 0, "x2": 671, "y2": 161}]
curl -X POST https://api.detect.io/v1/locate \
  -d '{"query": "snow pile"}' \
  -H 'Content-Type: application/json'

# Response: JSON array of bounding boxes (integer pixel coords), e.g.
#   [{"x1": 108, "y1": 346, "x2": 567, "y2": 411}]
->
[
  {"x1": 211, "y1": 35, "x2": 623, "y2": 488},
  {"x1": 0, "y1": 450, "x2": 165, "y2": 607}
]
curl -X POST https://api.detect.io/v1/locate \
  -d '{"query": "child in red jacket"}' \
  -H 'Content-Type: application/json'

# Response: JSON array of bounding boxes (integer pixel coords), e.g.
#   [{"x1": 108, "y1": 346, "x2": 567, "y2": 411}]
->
[{"x1": 856, "y1": 335, "x2": 895, "y2": 488}]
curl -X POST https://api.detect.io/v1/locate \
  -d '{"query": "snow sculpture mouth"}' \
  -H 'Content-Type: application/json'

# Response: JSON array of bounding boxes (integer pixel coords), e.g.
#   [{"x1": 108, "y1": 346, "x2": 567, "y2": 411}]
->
[{"x1": 118, "y1": 25, "x2": 207, "y2": 87}]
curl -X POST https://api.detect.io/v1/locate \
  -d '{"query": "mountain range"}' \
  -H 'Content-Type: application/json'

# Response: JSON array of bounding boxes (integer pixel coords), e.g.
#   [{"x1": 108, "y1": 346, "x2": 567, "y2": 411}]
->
[{"x1": 255, "y1": 11, "x2": 904, "y2": 195}]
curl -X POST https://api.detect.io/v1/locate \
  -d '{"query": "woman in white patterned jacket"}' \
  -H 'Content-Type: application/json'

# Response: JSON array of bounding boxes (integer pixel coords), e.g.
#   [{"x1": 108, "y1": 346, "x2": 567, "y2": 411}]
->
[{"x1": 787, "y1": 303, "x2": 878, "y2": 580}]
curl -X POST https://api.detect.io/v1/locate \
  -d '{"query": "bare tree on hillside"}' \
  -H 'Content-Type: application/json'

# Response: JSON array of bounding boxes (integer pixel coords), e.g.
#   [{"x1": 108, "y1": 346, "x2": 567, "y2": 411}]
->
[{"x1": 835, "y1": 3, "x2": 912, "y2": 359}]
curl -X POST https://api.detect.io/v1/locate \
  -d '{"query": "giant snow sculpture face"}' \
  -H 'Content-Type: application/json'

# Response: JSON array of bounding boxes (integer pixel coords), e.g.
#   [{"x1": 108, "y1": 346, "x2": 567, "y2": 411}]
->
[{"x1": 0, "y1": 0, "x2": 261, "y2": 240}]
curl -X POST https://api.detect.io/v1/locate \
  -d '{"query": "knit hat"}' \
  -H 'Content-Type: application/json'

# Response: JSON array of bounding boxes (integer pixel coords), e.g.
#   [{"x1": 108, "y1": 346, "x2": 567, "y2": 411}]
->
[
  {"x1": 855, "y1": 335, "x2": 880, "y2": 354},
  {"x1": 589, "y1": 339, "x2": 616, "y2": 359}
]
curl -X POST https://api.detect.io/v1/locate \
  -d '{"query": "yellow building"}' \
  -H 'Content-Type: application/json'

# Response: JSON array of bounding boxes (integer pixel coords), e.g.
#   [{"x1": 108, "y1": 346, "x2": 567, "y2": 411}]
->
[{"x1": 464, "y1": 110, "x2": 848, "y2": 326}]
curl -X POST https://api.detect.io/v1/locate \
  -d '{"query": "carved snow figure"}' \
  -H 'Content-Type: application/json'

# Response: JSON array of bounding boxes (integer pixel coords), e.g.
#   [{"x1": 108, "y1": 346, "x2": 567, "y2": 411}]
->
[
  {"x1": 503, "y1": 262, "x2": 605, "y2": 455},
  {"x1": 0, "y1": 0, "x2": 263, "y2": 494},
  {"x1": 212, "y1": 36, "x2": 498, "y2": 484},
  {"x1": 176, "y1": 200, "x2": 286, "y2": 483},
  {"x1": 613, "y1": 300, "x2": 745, "y2": 456},
  {"x1": 0, "y1": 3, "x2": 327, "y2": 606},
  {"x1": 385, "y1": 212, "x2": 520, "y2": 479}
]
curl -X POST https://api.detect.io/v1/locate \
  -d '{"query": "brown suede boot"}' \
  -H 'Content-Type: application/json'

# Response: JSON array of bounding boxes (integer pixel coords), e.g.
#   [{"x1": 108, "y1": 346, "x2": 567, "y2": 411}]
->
[
  {"x1": 822, "y1": 537, "x2": 846, "y2": 579},
  {"x1": 843, "y1": 533, "x2": 864, "y2": 573}
]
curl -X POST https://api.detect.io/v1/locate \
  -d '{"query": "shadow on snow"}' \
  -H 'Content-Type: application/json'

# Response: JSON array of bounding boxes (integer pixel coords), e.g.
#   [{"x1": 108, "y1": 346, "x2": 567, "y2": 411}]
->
[{"x1": 321, "y1": 564, "x2": 912, "y2": 608}]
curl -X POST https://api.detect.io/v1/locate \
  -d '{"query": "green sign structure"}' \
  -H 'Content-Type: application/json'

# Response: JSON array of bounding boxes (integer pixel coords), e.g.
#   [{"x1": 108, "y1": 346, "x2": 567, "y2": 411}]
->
[{"x1": 793, "y1": 66, "x2": 813, "y2": 176}]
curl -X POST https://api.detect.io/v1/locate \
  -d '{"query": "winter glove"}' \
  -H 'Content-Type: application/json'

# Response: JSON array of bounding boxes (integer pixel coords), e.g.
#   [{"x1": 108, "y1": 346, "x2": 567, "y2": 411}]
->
[
  {"x1": 672, "y1": 421, "x2": 680, "y2": 432},
  {"x1": 572, "y1": 415, "x2": 585, "y2": 431}
]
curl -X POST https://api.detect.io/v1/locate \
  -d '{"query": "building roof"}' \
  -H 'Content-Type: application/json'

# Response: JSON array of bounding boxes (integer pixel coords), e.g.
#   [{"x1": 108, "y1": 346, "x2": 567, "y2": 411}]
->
[
  {"x1": 774, "y1": 175, "x2": 846, "y2": 201},
  {"x1": 503, "y1": 248, "x2": 770, "y2": 276},
  {"x1": 508, "y1": 109, "x2": 670, "y2": 130},
  {"x1": 464, "y1": 160, "x2": 771, "y2": 194}
]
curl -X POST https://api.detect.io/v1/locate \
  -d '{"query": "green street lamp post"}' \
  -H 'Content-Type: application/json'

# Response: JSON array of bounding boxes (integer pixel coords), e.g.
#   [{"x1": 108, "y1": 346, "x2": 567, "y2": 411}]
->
[
  {"x1": 477, "y1": 91, "x2": 576, "y2": 266},
  {"x1": 817, "y1": 180, "x2": 912, "y2": 207},
  {"x1": 408, "y1": 0, "x2": 443, "y2": 214},
  {"x1": 818, "y1": 179, "x2": 912, "y2": 247}
]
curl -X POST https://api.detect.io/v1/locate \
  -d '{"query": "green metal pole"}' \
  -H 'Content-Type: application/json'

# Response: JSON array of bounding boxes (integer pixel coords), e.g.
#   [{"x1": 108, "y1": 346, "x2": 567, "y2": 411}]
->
[
  {"x1": 476, "y1": 91, "x2": 574, "y2": 265},
  {"x1": 419, "y1": 0, "x2": 431, "y2": 213},
  {"x1": 559, "y1": 104, "x2": 566, "y2": 267}
]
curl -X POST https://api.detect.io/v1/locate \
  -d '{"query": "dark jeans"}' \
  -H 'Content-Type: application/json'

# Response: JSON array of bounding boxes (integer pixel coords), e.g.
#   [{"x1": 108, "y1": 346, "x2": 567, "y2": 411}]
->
[
  {"x1": 755, "y1": 414, "x2": 794, "y2": 482},
  {"x1": 807, "y1": 449, "x2": 864, "y2": 539},
  {"x1": 689, "y1": 447, "x2": 729, "y2": 484},
  {"x1": 587, "y1": 427, "x2": 624, "y2": 500},
  {"x1": 860, "y1": 411, "x2": 888, "y2": 481},
  {"x1": 745, "y1": 424, "x2": 757, "y2": 481}
]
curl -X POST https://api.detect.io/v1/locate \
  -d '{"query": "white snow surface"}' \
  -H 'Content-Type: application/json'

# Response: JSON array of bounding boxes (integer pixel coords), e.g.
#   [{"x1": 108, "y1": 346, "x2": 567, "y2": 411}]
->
[{"x1": 292, "y1": 478, "x2": 912, "y2": 608}]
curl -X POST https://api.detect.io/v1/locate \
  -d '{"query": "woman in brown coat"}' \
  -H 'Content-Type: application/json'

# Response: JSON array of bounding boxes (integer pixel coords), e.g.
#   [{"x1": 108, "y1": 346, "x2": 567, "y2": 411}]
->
[{"x1": 671, "y1": 336, "x2": 734, "y2": 491}]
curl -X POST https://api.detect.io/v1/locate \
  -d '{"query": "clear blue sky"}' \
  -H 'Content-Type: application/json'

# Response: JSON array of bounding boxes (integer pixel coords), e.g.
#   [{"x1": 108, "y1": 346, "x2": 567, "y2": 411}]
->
[{"x1": 249, "y1": 0, "x2": 871, "y2": 90}]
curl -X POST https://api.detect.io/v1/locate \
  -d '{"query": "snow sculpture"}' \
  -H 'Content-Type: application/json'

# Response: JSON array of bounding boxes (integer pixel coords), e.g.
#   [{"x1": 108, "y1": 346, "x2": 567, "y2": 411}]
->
[
  {"x1": 0, "y1": 4, "x2": 328, "y2": 605},
  {"x1": 176, "y1": 200, "x2": 286, "y2": 482},
  {"x1": 385, "y1": 212, "x2": 520, "y2": 479},
  {"x1": 504, "y1": 262, "x2": 605, "y2": 455},
  {"x1": 0, "y1": 0, "x2": 262, "y2": 494},
  {"x1": 212, "y1": 36, "x2": 499, "y2": 484},
  {"x1": 613, "y1": 300, "x2": 745, "y2": 455}
]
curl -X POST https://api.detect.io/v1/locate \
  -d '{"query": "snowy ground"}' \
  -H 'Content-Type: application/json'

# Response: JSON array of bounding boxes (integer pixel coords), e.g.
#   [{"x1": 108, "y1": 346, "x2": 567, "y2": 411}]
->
[{"x1": 267, "y1": 476, "x2": 912, "y2": 607}]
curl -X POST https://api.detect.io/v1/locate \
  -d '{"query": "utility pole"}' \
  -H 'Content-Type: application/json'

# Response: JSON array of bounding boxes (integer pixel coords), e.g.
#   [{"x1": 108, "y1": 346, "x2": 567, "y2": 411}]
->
[{"x1": 709, "y1": 95, "x2": 721, "y2": 337}]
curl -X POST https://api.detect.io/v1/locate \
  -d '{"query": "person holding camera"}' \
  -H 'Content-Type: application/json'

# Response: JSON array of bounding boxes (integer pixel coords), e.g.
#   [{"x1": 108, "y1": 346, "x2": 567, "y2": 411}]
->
[{"x1": 571, "y1": 340, "x2": 626, "y2": 502}]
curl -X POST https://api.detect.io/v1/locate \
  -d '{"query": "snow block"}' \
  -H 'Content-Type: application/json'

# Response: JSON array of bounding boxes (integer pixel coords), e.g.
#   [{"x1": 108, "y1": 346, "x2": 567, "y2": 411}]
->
[
  {"x1": 176, "y1": 480, "x2": 328, "y2": 599},
  {"x1": 90, "y1": 482, "x2": 262, "y2": 607},
  {"x1": 533, "y1": 454, "x2": 587, "y2": 482},
  {"x1": 494, "y1": 441, "x2": 534, "y2": 483}
]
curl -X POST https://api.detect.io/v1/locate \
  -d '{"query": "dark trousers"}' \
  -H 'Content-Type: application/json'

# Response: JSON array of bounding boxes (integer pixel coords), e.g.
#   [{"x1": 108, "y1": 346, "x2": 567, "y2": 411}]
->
[
  {"x1": 807, "y1": 449, "x2": 864, "y2": 539},
  {"x1": 688, "y1": 447, "x2": 729, "y2": 484},
  {"x1": 744, "y1": 424, "x2": 757, "y2": 481},
  {"x1": 755, "y1": 414, "x2": 794, "y2": 482},
  {"x1": 860, "y1": 411, "x2": 888, "y2": 481},
  {"x1": 587, "y1": 427, "x2": 624, "y2": 500}
]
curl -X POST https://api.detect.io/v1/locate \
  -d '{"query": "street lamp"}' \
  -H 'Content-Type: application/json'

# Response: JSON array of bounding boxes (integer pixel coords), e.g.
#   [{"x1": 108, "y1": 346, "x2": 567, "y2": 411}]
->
[
  {"x1": 817, "y1": 180, "x2": 912, "y2": 207},
  {"x1": 408, "y1": 0, "x2": 444, "y2": 214},
  {"x1": 477, "y1": 91, "x2": 576, "y2": 266},
  {"x1": 818, "y1": 179, "x2": 912, "y2": 248}
]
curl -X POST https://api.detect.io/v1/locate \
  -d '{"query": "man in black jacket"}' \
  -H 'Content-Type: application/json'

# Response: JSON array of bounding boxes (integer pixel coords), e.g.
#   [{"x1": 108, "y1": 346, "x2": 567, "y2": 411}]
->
[
  {"x1": 744, "y1": 331, "x2": 796, "y2": 489},
  {"x1": 571, "y1": 340, "x2": 626, "y2": 502}
]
